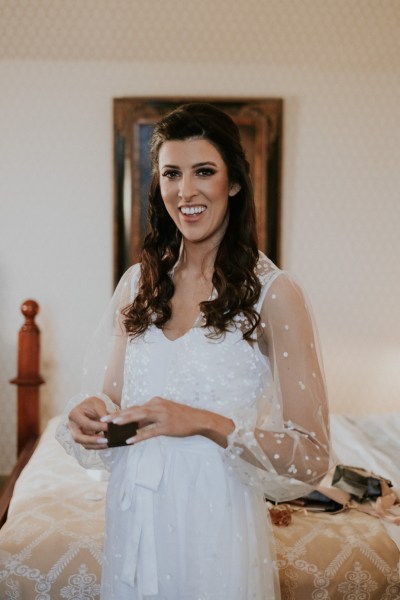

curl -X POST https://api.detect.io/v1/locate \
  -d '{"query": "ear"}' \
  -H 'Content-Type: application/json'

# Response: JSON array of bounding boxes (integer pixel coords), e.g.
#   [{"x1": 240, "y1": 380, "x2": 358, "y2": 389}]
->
[{"x1": 228, "y1": 182, "x2": 241, "y2": 197}]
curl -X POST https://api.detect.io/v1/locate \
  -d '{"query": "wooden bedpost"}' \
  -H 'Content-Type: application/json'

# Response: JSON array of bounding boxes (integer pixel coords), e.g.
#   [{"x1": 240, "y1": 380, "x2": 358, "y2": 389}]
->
[{"x1": 10, "y1": 300, "x2": 44, "y2": 455}]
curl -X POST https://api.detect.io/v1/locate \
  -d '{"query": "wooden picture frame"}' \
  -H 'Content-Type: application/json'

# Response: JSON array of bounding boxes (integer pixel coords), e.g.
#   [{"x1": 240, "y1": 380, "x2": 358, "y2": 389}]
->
[{"x1": 113, "y1": 97, "x2": 282, "y2": 286}]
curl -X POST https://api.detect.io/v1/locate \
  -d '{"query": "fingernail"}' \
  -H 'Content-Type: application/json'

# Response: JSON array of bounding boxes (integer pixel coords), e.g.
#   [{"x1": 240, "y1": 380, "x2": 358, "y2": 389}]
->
[
  {"x1": 112, "y1": 417, "x2": 123, "y2": 424},
  {"x1": 96, "y1": 438, "x2": 107, "y2": 444},
  {"x1": 100, "y1": 415, "x2": 112, "y2": 423},
  {"x1": 126, "y1": 436, "x2": 136, "y2": 444}
]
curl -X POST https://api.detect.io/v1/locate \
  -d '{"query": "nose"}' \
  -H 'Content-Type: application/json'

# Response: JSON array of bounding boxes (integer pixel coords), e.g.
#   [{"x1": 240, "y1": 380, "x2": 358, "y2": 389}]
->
[{"x1": 178, "y1": 174, "x2": 197, "y2": 201}]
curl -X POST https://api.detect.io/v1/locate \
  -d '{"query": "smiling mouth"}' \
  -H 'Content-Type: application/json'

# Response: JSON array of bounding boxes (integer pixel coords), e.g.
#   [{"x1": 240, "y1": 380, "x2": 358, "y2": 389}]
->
[{"x1": 179, "y1": 205, "x2": 207, "y2": 216}]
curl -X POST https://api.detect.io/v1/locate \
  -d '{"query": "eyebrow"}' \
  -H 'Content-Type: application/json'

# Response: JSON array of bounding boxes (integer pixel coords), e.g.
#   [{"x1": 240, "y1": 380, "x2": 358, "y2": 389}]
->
[{"x1": 160, "y1": 161, "x2": 218, "y2": 169}]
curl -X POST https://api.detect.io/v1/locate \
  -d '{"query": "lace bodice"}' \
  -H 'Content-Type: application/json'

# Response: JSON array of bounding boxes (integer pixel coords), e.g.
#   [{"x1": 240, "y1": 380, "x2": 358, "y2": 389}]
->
[{"x1": 122, "y1": 322, "x2": 270, "y2": 417}]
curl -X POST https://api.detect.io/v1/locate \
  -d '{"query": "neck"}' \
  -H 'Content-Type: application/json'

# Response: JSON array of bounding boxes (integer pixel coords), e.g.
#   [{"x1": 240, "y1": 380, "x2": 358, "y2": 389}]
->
[{"x1": 176, "y1": 239, "x2": 220, "y2": 281}]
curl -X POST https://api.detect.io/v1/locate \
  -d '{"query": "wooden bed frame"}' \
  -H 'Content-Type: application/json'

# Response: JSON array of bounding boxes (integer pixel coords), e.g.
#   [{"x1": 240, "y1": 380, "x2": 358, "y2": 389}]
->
[{"x1": 0, "y1": 299, "x2": 43, "y2": 527}]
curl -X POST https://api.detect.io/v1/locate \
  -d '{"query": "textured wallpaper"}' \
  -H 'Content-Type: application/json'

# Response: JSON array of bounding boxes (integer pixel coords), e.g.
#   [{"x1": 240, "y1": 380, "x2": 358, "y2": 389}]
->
[
  {"x1": 0, "y1": 0, "x2": 399, "y2": 472},
  {"x1": 1, "y1": 0, "x2": 398, "y2": 67}
]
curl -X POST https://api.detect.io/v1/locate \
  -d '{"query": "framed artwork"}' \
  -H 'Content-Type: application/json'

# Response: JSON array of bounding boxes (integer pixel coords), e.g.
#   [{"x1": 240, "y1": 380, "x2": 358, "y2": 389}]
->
[{"x1": 113, "y1": 97, "x2": 283, "y2": 286}]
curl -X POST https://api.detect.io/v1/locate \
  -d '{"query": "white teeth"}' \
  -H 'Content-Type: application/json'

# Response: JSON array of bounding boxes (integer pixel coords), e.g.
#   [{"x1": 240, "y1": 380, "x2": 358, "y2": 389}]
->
[{"x1": 180, "y1": 206, "x2": 206, "y2": 215}]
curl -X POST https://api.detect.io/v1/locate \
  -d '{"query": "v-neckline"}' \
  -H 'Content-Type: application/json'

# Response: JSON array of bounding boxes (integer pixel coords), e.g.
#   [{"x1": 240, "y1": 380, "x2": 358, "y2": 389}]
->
[
  {"x1": 160, "y1": 312, "x2": 203, "y2": 343},
  {"x1": 160, "y1": 286, "x2": 216, "y2": 343}
]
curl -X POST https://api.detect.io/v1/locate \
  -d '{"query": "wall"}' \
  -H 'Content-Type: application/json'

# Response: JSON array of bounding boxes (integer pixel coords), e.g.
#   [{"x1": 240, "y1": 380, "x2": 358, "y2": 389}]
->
[{"x1": 0, "y1": 0, "x2": 399, "y2": 472}]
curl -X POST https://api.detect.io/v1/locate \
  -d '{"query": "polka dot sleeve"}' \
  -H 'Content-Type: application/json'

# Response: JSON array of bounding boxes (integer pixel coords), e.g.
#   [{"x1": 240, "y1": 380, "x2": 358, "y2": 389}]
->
[
  {"x1": 55, "y1": 264, "x2": 141, "y2": 469},
  {"x1": 224, "y1": 258, "x2": 332, "y2": 502}
]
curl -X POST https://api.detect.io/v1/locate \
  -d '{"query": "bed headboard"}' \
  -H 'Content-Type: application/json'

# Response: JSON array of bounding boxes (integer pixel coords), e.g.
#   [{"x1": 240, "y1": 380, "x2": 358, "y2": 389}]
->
[{"x1": 0, "y1": 300, "x2": 44, "y2": 527}]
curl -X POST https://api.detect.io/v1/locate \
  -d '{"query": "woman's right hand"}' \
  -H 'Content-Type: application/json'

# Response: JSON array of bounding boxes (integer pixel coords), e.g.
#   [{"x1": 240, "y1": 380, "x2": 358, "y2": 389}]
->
[{"x1": 68, "y1": 396, "x2": 111, "y2": 450}]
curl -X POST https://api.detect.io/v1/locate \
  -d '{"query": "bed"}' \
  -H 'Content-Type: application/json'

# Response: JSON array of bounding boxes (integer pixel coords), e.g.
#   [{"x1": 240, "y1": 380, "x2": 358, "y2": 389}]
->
[{"x1": 0, "y1": 300, "x2": 399, "y2": 599}]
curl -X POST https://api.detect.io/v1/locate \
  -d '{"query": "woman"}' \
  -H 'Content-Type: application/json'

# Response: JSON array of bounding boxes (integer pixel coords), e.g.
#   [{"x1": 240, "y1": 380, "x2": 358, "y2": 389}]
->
[{"x1": 56, "y1": 103, "x2": 331, "y2": 599}]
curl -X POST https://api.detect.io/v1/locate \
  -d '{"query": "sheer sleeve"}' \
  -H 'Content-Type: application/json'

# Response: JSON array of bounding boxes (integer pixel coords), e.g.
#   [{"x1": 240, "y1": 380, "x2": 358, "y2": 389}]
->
[
  {"x1": 55, "y1": 264, "x2": 141, "y2": 469},
  {"x1": 224, "y1": 256, "x2": 332, "y2": 502}
]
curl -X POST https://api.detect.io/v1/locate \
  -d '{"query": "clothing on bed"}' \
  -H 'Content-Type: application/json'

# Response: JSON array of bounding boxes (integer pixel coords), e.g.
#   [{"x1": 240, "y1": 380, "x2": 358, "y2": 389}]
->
[{"x1": 56, "y1": 253, "x2": 331, "y2": 600}]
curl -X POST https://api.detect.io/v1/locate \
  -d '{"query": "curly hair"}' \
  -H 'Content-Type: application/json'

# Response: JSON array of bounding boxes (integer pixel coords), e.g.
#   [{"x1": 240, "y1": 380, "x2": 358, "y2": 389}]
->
[{"x1": 123, "y1": 103, "x2": 261, "y2": 339}]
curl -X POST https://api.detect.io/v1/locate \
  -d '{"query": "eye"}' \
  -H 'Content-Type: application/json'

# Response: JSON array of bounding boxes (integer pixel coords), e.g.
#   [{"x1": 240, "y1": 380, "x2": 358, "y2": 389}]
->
[
  {"x1": 195, "y1": 167, "x2": 216, "y2": 177},
  {"x1": 161, "y1": 169, "x2": 180, "y2": 179}
]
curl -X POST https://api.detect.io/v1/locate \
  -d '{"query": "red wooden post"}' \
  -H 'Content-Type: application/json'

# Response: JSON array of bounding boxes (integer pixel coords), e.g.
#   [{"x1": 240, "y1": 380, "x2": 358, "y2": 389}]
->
[{"x1": 10, "y1": 300, "x2": 44, "y2": 455}]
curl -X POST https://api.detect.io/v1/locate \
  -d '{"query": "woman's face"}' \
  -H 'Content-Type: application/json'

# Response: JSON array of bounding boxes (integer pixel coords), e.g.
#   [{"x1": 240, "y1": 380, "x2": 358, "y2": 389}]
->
[{"x1": 158, "y1": 138, "x2": 240, "y2": 248}]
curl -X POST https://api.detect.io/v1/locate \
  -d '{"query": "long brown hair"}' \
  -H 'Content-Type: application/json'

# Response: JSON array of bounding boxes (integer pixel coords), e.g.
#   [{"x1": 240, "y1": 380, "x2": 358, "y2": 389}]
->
[{"x1": 123, "y1": 103, "x2": 261, "y2": 339}]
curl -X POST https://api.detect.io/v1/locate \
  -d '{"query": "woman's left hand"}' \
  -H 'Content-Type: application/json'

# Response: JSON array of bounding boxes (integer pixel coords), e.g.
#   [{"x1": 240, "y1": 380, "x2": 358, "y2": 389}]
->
[{"x1": 101, "y1": 396, "x2": 234, "y2": 448}]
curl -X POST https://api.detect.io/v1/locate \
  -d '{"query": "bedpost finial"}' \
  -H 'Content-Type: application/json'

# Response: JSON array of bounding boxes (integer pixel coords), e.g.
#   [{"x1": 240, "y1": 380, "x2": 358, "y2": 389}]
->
[
  {"x1": 21, "y1": 299, "x2": 39, "y2": 320},
  {"x1": 20, "y1": 300, "x2": 40, "y2": 333}
]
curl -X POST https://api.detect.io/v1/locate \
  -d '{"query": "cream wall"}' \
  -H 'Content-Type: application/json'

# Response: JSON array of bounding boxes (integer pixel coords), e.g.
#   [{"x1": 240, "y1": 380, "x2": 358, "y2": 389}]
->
[{"x1": 0, "y1": 1, "x2": 399, "y2": 472}]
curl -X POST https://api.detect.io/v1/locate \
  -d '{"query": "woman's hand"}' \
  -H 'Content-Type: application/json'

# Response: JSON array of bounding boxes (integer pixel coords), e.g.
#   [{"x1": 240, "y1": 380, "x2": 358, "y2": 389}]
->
[
  {"x1": 101, "y1": 397, "x2": 235, "y2": 448},
  {"x1": 68, "y1": 396, "x2": 111, "y2": 450}
]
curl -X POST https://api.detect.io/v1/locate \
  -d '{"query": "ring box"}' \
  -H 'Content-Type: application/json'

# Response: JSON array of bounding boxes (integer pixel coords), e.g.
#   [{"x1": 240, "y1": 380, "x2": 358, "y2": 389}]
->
[{"x1": 106, "y1": 421, "x2": 138, "y2": 447}]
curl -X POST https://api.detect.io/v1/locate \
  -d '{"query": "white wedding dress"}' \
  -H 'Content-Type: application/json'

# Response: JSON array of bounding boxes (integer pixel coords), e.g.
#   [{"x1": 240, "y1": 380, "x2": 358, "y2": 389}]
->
[{"x1": 56, "y1": 253, "x2": 331, "y2": 600}]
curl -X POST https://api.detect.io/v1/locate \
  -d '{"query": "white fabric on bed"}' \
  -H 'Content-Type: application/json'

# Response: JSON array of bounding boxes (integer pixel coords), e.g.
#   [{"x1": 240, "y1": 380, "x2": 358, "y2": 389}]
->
[
  {"x1": 331, "y1": 412, "x2": 400, "y2": 554},
  {"x1": 8, "y1": 417, "x2": 108, "y2": 518},
  {"x1": 331, "y1": 413, "x2": 400, "y2": 487}
]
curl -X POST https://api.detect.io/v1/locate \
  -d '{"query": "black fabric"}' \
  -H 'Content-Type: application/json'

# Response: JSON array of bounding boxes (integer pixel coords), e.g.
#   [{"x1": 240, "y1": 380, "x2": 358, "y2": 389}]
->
[{"x1": 332, "y1": 464, "x2": 392, "y2": 501}]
